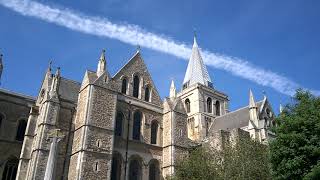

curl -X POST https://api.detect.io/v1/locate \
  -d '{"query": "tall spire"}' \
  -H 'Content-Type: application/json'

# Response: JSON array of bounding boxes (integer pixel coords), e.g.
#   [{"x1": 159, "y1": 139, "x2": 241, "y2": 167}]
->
[
  {"x1": 183, "y1": 34, "x2": 212, "y2": 88},
  {"x1": 49, "y1": 67, "x2": 60, "y2": 99},
  {"x1": 169, "y1": 80, "x2": 176, "y2": 98},
  {"x1": 97, "y1": 49, "x2": 106, "y2": 77},
  {"x1": 249, "y1": 89, "x2": 257, "y2": 108},
  {"x1": 249, "y1": 89, "x2": 258, "y2": 122}
]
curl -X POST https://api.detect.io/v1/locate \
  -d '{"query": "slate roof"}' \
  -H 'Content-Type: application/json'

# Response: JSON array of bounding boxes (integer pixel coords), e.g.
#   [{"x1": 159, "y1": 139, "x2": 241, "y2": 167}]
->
[
  {"x1": 210, "y1": 101, "x2": 263, "y2": 133},
  {"x1": 183, "y1": 37, "x2": 212, "y2": 87},
  {"x1": 59, "y1": 77, "x2": 81, "y2": 103}
]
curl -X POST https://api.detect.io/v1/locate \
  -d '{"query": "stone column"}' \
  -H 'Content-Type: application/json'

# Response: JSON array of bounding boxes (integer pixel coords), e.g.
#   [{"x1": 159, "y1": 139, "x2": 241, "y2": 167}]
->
[{"x1": 44, "y1": 129, "x2": 64, "y2": 180}]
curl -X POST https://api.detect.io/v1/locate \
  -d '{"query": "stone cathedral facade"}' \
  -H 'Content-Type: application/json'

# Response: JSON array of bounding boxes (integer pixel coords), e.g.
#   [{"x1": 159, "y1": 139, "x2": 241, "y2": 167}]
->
[{"x1": 0, "y1": 37, "x2": 275, "y2": 180}]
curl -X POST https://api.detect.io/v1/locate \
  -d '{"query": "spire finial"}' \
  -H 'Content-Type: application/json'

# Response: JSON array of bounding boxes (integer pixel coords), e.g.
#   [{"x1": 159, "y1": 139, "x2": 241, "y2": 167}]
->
[
  {"x1": 249, "y1": 89, "x2": 257, "y2": 108},
  {"x1": 97, "y1": 49, "x2": 107, "y2": 76},
  {"x1": 100, "y1": 49, "x2": 106, "y2": 61},
  {"x1": 193, "y1": 29, "x2": 198, "y2": 47},
  {"x1": 48, "y1": 60, "x2": 52, "y2": 71},
  {"x1": 169, "y1": 79, "x2": 176, "y2": 98},
  {"x1": 55, "y1": 67, "x2": 61, "y2": 77}
]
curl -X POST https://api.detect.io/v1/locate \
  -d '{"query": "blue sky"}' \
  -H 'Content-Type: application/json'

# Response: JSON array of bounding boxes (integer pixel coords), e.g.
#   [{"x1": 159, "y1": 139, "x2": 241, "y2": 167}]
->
[{"x1": 1, "y1": 0, "x2": 320, "y2": 113}]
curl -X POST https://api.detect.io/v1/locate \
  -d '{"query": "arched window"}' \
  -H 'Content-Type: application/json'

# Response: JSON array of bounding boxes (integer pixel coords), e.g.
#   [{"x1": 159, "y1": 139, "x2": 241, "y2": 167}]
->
[
  {"x1": 115, "y1": 112, "x2": 123, "y2": 136},
  {"x1": 151, "y1": 121, "x2": 158, "y2": 144},
  {"x1": 2, "y1": 157, "x2": 18, "y2": 180},
  {"x1": 145, "y1": 86, "x2": 150, "y2": 102},
  {"x1": 149, "y1": 160, "x2": 160, "y2": 180},
  {"x1": 129, "y1": 159, "x2": 141, "y2": 180},
  {"x1": 215, "y1": 101, "x2": 220, "y2": 116},
  {"x1": 16, "y1": 119, "x2": 27, "y2": 141},
  {"x1": 111, "y1": 154, "x2": 122, "y2": 180},
  {"x1": 133, "y1": 75, "x2": 140, "y2": 98},
  {"x1": 121, "y1": 78, "x2": 127, "y2": 94},
  {"x1": 133, "y1": 111, "x2": 142, "y2": 140},
  {"x1": 185, "y1": 99, "x2": 191, "y2": 113},
  {"x1": 207, "y1": 97, "x2": 212, "y2": 113}
]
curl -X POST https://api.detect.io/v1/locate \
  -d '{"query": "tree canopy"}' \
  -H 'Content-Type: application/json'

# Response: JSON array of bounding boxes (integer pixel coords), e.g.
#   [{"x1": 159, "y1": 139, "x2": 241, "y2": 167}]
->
[
  {"x1": 270, "y1": 90, "x2": 320, "y2": 180},
  {"x1": 171, "y1": 137, "x2": 271, "y2": 180}
]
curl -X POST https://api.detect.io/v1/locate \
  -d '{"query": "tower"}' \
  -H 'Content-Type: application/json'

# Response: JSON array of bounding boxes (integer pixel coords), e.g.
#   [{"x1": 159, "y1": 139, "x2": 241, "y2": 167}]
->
[
  {"x1": 178, "y1": 35, "x2": 228, "y2": 141},
  {"x1": 247, "y1": 89, "x2": 260, "y2": 141},
  {"x1": 162, "y1": 80, "x2": 190, "y2": 178},
  {"x1": 68, "y1": 50, "x2": 117, "y2": 180}
]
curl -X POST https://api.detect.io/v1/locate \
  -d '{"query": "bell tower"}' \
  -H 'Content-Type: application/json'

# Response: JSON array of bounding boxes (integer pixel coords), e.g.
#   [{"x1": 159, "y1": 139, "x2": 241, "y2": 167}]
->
[{"x1": 177, "y1": 35, "x2": 229, "y2": 141}]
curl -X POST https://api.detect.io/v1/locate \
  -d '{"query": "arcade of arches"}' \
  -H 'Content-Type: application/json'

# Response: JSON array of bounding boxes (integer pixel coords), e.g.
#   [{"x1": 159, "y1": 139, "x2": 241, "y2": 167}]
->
[{"x1": 110, "y1": 152, "x2": 160, "y2": 180}]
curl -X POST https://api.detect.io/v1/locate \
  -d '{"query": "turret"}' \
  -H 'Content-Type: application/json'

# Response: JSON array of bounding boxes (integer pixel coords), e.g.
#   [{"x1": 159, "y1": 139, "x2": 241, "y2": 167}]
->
[
  {"x1": 249, "y1": 89, "x2": 258, "y2": 123},
  {"x1": 49, "y1": 67, "x2": 60, "y2": 99},
  {"x1": 97, "y1": 49, "x2": 106, "y2": 77},
  {"x1": 169, "y1": 80, "x2": 176, "y2": 98}
]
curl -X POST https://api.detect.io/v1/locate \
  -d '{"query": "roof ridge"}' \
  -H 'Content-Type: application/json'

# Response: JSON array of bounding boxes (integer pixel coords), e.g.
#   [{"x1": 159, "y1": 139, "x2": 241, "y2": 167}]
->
[{"x1": 215, "y1": 100, "x2": 264, "y2": 119}]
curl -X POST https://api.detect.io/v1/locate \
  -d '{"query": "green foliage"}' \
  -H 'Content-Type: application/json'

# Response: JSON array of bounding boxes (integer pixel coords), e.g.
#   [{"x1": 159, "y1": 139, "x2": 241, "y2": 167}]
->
[
  {"x1": 270, "y1": 90, "x2": 320, "y2": 180},
  {"x1": 223, "y1": 138, "x2": 271, "y2": 180},
  {"x1": 303, "y1": 161, "x2": 320, "y2": 180},
  {"x1": 171, "y1": 138, "x2": 271, "y2": 180}
]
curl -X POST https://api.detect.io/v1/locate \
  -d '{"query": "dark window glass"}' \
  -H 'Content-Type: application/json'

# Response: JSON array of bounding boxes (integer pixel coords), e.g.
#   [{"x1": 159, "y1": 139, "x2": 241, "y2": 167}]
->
[
  {"x1": 151, "y1": 121, "x2": 158, "y2": 144},
  {"x1": 16, "y1": 120, "x2": 27, "y2": 141},
  {"x1": 207, "y1": 98, "x2": 212, "y2": 113},
  {"x1": 133, "y1": 111, "x2": 141, "y2": 140},
  {"x1": 115, "y1": 112, "x2": 123, "y2": 136},
  {"x1": 133, "y1": 75, "x2": 140, "y2": 98},
  {"x1": 216, "y1": 101, "x2": 220, "y2": 116},
  {"x1": 111, "y1": 155, "x2": 121, "y2": 180},
  {"x1": 129, "y1": 160, "x2": 141, "y2": 180},
  {"x1": 145, "y1": 86, "x2": 150, "y2": 102},
  {"x1": 2, "y1": 157, "x2": 18, "y2": 180},
  {"x1": 185, "y1": 99, "x2": 191, "y2": 113},
  {"x1": 121, "y1": 78, "x2": 127, "y2": 94},
  {"x1": 149, "y1": 162, "x2": 159, "y2": 180}
]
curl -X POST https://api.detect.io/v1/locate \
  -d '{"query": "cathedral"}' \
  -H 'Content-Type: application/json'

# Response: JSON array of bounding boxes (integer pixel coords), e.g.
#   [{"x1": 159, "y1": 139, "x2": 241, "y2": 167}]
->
[{"x1": 0, "y1": 36, "x2": 275, "y2": 180}]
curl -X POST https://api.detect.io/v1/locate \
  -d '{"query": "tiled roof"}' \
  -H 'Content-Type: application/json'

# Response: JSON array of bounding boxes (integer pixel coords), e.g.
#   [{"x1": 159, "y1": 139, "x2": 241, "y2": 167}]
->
[
  {"x1": 183, "y1": 37, "x2": 212, "y2": 87},
  {"x1": 210, "y1": 101, "x2": 263, "y2": 132}
]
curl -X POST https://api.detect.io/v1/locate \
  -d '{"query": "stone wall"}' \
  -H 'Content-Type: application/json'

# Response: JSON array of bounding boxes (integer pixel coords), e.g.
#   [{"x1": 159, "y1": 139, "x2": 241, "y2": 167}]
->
[{"x1": 0, "y1": 89, "x2": 34, "y2": 180}]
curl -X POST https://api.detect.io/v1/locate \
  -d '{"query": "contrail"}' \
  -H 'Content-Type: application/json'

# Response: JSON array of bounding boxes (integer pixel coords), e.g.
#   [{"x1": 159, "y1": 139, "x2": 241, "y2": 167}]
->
[{"x1": 0, "y1": 0, "x2": 318, "y2": 96}]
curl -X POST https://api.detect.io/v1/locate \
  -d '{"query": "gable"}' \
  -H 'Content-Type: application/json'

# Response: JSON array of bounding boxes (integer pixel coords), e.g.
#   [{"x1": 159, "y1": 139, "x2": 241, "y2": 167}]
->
[{"x1": 113, "y1": 51, "x2": 162, "y2": 106}]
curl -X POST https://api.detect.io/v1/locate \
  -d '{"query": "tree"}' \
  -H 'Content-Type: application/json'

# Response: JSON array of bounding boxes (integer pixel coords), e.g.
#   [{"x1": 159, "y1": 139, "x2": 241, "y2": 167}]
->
[
  {"x1": 270, "y1": 90, "x2": 320, "y2": 180},
  {"x1": 170, "y1": 138, "x2": 271, "y2": 180}
]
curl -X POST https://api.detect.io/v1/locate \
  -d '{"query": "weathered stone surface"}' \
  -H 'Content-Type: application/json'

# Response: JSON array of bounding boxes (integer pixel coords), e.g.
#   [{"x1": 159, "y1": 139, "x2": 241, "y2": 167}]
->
[{"x1": 0, "y1": 49, "x2": 274, "y2": 180}]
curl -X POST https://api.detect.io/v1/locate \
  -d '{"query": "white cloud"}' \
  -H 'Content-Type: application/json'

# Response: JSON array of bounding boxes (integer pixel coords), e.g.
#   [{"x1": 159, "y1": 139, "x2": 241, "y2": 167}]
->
[{"x1": 0, "y1": 0, "x2": 319, "y2": 96}]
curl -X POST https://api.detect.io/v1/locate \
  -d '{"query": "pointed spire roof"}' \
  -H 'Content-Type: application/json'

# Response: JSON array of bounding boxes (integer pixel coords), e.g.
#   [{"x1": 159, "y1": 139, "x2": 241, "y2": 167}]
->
[
  {"x1": 170, "y1": 80, "x2": 176, "y2": 98},
  {"x1": 49, "y1": 67, "x2": 61, "y2": 99},
  {"x1": 249, "y1": 89, "x2": 257, "y2": 108},
  {"x1": 97, "y1": 49, "x2": 107, "y2": 77},
  {"x1": 183, "y1": 35, "x2": 212, "y2": 88}
]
